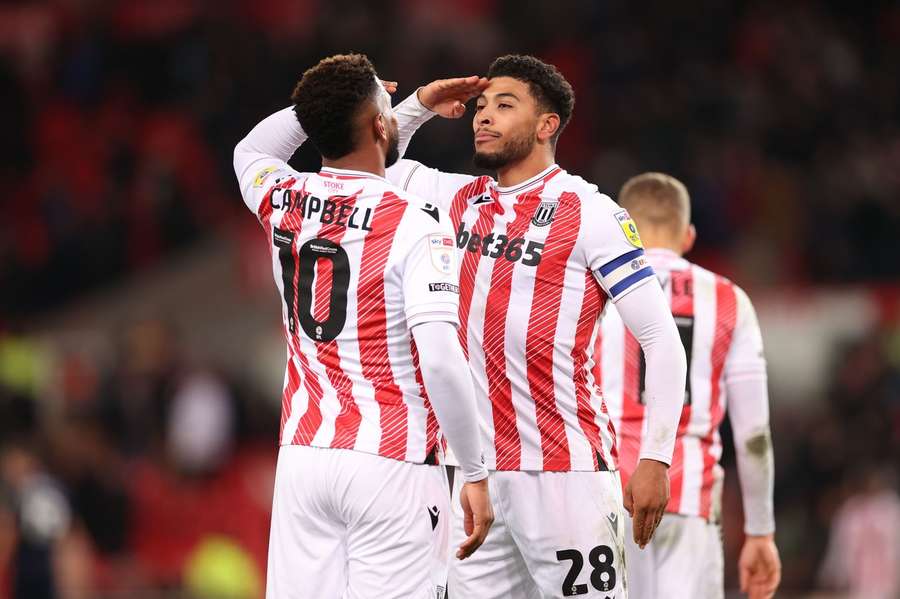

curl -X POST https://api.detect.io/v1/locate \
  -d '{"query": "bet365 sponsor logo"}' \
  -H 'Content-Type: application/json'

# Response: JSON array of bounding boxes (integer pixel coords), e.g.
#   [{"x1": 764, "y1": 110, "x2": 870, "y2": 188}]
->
[{"x1": 455, "y1": 222, "x2": 544, "y2": 266}]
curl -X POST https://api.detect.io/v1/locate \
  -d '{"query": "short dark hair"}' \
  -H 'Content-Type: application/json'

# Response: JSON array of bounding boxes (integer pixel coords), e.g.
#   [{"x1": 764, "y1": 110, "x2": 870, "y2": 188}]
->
[
  {"x1": 619, "y1": 172, "x2": 691, "y2": 235},
  {"x1": 291, "y1": 53, "x2": 379, "y2": 159},
  {"x1": 487, "y1": 55, "x2": 575, "y2": 141}
]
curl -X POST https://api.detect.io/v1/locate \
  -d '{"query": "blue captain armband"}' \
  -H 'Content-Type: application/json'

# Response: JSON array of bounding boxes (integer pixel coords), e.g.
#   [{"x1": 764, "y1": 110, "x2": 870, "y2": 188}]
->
[{"x1": 596, "y1": 249, "x2": 655, "y2": 300}]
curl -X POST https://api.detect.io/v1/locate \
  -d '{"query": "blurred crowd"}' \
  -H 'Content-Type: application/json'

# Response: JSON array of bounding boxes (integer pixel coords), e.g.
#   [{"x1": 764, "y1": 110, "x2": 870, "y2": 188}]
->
[
  {"x1": 2, "y1": 0, "x2": 900, "y2": 325},
  {"x1": 2, "y1": 0, "x2": 900, "y2": 597},
  {"x1": 0, "y1": 318, "x2": 279, "y2": 598}
]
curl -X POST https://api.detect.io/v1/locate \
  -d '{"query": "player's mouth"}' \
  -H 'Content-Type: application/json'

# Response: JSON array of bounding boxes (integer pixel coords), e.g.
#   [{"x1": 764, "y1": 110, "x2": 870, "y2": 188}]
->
[{"x1": 474, "y1": 130, "x2": 501, "y2": 145}]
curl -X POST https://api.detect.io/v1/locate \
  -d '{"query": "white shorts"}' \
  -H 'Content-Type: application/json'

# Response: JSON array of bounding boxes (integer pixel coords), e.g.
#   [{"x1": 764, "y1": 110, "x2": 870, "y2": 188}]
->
[
  {"x1": 623, "y1": 513, "x2": 723, "y2": 599},
  {"x1": 266, "y1": 445, "x2": 450, "y2": 599},
  {"x1": 448, "y1": 468, "x2": 627, "y2": 599}
]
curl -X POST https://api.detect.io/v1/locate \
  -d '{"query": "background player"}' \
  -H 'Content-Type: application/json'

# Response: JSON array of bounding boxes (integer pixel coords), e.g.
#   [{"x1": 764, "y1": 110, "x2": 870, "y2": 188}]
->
[
  {"x1": 385, "y1": 56, "x2": 688, "y2": 598},
  {"x1": 596, "y1": 173, "x2": 781, "y2": 599},
  {"x1": 232, "y1": 54, "x2": 493, "y2": 599}
]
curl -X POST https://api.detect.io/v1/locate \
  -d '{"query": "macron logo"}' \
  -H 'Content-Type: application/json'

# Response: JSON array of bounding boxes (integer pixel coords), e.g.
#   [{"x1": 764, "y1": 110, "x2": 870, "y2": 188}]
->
[{"x1": 428, "y1": 505, "x2": 440, "y2": 530}]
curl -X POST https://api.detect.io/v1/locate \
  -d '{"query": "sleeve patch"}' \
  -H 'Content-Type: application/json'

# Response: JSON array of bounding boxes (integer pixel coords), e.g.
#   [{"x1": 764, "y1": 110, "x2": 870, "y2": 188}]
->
[
  {"x1": 253, "y1": 166, "x2": 281, "y2": 188},
  {"x1": 614, "y1": 210, "x2": 643, "y2": 248},
  {"x1": 428, "y1": 282, "x2": 459, "y2": 293},
  {"x1": 429, "y1": 234, "x2": 456, "y2": 274}
]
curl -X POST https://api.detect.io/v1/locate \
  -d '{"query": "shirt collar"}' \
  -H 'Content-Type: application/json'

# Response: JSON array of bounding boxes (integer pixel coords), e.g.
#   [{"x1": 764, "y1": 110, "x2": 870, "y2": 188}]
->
[
  {"x1": 319, "y1": 166, "x2": 386, "y2": 182},
  {"x1": 495, "y1": 164, "x2": 562, "y2": 195}
]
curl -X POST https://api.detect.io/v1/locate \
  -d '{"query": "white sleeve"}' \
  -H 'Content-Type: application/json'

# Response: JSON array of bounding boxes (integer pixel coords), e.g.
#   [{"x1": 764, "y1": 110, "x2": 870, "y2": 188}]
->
[
  {"x1": 725, "y1": 287, "x2": 776, "y2": 535},
  {"x1": 613, "y1": 280, "x2": 687, "y2": 464},
  {"x1": 400, "y1": 207, "x2": 460, "y2": 329},
  {"x1": 585, "y1": 195, "x2": 656, "y2": 303},
  {"x1": 233, "y1": 106, "x2": 307, "y2": 216},
  {"x1": 393, "y1": 89, "x2": 437, "y2": 158},
  {"x1": 411, "y1": 321, "x2": 487, "y2": 483}
]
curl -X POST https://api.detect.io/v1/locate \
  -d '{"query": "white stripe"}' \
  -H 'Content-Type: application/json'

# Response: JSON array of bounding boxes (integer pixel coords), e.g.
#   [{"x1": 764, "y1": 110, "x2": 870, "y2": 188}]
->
[
  {"x1": 688, "y1": 267, "x2": 716, "y2": 437},
  {"x1": 679, "y1": 435, "x2": 703, "y2": 515}
]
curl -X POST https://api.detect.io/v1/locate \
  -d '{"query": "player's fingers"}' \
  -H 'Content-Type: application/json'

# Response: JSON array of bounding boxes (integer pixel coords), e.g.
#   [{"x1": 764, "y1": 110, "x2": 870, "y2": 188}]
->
[
  {"x1": 622, "y1": 485, "x2": 634, "y2": 517},
  {"x1": 456, "y1": 522, "x2": 487, "y2": 559},
  {"x1": 639, "y1": 508, "x2": 657, "y2": 546},
  {"x1": 739, "y1": 563, "x2": 750, "y2": 592},
  {"x1": 632, "y1": 507, "x2": 647, "y2": 546}
]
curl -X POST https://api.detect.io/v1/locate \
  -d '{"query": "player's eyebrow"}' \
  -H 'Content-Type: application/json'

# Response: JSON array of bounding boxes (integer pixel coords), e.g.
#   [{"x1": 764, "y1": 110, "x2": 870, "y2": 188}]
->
[{"x1": 477, "y1": 92, "x2": 520, "y2": 103}]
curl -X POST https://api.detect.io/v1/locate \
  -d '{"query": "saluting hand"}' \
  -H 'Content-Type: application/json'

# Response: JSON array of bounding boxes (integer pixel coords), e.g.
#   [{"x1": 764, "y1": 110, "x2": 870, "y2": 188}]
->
[{"x1": 417, "y1": 76, "x2": 490, "y2": 119}]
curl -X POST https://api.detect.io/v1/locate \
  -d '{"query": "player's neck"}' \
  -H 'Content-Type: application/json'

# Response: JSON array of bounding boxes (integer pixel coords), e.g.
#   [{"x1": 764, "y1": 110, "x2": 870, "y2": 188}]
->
[
  {"x1": 495, "y1": 149, "x2": 555, "y2": 188},
  {"x1": 322, "y1": 149, "x2": 385, "y2": 179}
]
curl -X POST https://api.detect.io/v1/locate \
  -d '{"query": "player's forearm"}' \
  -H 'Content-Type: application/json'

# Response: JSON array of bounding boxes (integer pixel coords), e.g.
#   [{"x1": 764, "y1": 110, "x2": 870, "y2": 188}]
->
[
  {"x1": 727, "y1": 373, "x2": 776, "y2": 535},
  {"x1": 410, "y1": 321, "x2": 488, "y2": 482},
  {"x1": 394, "y1": 90, "x2": 436, "y2": 158},
  {"x1": 615, "y1": 281, "x2": 687, "y2": 464},
  {"x1": 233, "y1": 107, "x2": 307, "y2": 194}
]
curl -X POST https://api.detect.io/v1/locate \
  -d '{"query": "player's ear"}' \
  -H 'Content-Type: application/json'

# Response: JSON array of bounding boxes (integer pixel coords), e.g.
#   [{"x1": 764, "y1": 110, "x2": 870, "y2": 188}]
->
[
  {"x1": 536, "y1": 113, "x2": 560, "y2": 143},
  {"x1": 374, "y1": 113, "x2": 388, "y2": 142},
  {"x1": 682, "y1": 224, "x2": 696, "y2": 255}
]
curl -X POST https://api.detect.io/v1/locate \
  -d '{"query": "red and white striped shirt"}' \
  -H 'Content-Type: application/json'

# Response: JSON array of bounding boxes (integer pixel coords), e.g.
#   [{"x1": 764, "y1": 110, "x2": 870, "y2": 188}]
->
[
  {"x1": 596, "y1": 249, "x2": 765, "y2": 519},
  {"x1": 239, "y1": 163, "x2": 461, "y2": 465},
  {"x1": 389, "y1": 160, "x2": 657, "y2": 472}
]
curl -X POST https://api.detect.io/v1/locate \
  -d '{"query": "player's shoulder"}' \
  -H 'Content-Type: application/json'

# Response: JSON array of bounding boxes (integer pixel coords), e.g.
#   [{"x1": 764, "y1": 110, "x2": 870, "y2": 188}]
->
[
  {"x1": 379, "y1": 179, "x2": 453, "y2": 229},
  {"x1": 686, "y1": 260, "x2": 754, "y2": 307},
  {"x1": 545, "y1": 168, "x2": 619, "y2": 213}
]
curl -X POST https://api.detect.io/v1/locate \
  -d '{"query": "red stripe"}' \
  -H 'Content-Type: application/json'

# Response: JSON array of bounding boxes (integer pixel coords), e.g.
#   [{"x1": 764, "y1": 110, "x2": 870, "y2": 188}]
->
[
  {"x1": 411, "y1": 339, "x2": 440, "y2": 462},
  {"x1": 280, "y1": 355, "x2": 301, "y2": 439},
  {"x1": 700, "y1": 277, "x2": 737, "y2": 518},
  {"x1": 261, "y1": 179, "x2": 328, "y2": 446},
  {"x1": 591, "y1": 304, "x2": 619, "y2": 465},
  {"x1": 667, "y1": 439, "x2": 685, "y2": 512},
  {"x1": 527, "y1": 192, "x2": 581, "y2": 471},
  {"x1": 592, "y1": 324, "x2": 603, "y2": 389},
  {"x1": 274, "y1": 184, "x2": 329, "y2": 447},
  {"x1": 449, "y1": 176, "x2": 492, "y2": 231},
  {"x1": 573, "y1": 271, "x2": 604, "y2": 471},
  {"x1": 666, "y1": 269, "x2": 694, "y2": 509},
  {"x1": 350, "y1": 194, "x2": 410, "y2": 459},
  {"x1": 483, "y1": 195, "x2": 540, "y2": 470},
  {"x1": 303, "y1": 193, "x2": 359, "y2": 450},
  {"x1": 456, "y1": 198, "x2": 502, "y2": 356}
]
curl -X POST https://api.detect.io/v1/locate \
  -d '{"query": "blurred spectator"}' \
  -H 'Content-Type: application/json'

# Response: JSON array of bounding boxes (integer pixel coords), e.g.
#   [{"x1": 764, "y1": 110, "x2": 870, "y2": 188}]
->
[
  {"x1": 818, "y1": 466, "x2": 900, "y2": 599},
  {"x1": 0, "y1": 439, "x2": 87, "y2": 599}
]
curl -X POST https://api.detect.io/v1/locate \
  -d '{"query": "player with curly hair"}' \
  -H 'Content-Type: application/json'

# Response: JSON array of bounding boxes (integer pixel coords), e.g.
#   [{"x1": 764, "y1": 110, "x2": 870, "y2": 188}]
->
[
  {"x1": 380, "y1": 55, "x2": 688, "y2": 598},
  {"x1": 233, "y1": 53, "x2": 494, "y2": 599}
]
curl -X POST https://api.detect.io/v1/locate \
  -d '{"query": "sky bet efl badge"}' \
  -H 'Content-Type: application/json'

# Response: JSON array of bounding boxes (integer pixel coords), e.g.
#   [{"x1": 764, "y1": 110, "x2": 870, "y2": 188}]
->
[
  {"x1": 429, "y1": 234, "x2": 456, "y2": 274},
  {"x1": 615, "y1": 209, "x2": 643, "y2": 248}
]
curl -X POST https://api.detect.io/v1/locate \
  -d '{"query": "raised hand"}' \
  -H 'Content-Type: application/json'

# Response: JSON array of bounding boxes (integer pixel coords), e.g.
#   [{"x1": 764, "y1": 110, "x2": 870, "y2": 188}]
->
[{"x1": 417, "y1": 76, "x2": 490, "y2": 119}]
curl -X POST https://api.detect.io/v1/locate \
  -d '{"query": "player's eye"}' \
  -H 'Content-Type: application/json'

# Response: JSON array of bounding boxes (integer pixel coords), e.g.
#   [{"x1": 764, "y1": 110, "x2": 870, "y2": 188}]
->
[
  {"x1": 475, "y1": 104, "x2": 485, "y2": 111},
  {"x1": 498, "y1": 103, "x2": 512, "y2": 109}
]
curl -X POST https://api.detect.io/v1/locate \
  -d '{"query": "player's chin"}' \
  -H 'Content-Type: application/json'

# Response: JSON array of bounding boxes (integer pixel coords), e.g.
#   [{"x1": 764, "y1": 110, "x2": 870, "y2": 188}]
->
[{"x1": 472, "y1": 149, "x2": 508, "y2": 170}]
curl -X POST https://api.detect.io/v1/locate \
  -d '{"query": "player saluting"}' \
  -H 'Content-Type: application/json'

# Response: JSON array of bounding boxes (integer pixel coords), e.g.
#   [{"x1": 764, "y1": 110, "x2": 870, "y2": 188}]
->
[
  {"x1": 232, "y1": 54, "x2": 493, "y2": 599},
  {"x1": 596, "y1": 173, "x2": 781, "y2": 599},
  {"x1": 387, "y1": 56, "x2": 687, "y2": 598}
]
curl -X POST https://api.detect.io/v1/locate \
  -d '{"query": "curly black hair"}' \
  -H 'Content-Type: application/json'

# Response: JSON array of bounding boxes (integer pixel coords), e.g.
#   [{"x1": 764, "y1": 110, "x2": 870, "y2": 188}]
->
[
  {"x1": 487, "y1": 55, "x2": 575, "y2": 142},
  {"x1": 291, "y1": 53, "x2": 379, "y2": 159}
]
